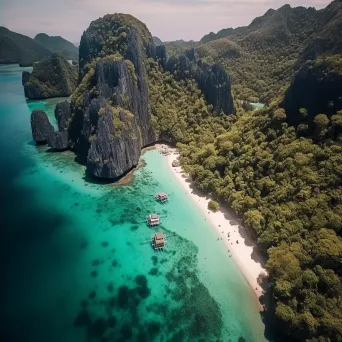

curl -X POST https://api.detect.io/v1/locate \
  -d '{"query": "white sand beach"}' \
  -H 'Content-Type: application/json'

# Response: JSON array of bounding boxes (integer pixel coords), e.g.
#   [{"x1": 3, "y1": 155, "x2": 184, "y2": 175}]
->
[{"x1": 156, "y1": 144, "x2": 267, "y2": 300}]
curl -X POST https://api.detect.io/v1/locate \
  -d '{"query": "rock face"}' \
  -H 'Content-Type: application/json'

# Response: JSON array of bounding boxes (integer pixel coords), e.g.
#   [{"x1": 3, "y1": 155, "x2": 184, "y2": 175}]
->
[
  {"x1": 87, "y1": 107, "x2": 141, "y2": 178},
  {"x1": 68, "y1": 14, "x2": 155, "y2": 178},
  {"x1": 155, "y1": 45, "x2": 168, "y2": 69},
  {"x1": 30, "y1": 109, "x2": 55, "y2": 143},
  {"x1": 31, "y1": 107, "x2": 69, "y2": 150},
  {"x1": 164, "y1": 48, "x2": 235, "y2": 114},
  {"x1": 196, "y1": 62, "x2": 235, "y2": 115},
  {"x1": 22, "y1": 71, "x2": 30, "y2": 86},
  {"x1": 282, "y1": 57, "x2": 342, "y2": 127},
  {"x1": 47, "y1": 131, "x2": 69, "y2": 150},
  {"x1": 24, "y1": 53, "x2": 77, "y2": 99},
  {"x1": 55, "y1": 100, "x2": 71, "y2": 131}
]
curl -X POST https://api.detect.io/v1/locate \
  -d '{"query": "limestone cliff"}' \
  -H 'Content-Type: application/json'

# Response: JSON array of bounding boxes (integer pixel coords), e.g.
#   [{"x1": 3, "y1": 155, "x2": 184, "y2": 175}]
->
[
  {"x1": 155, "y1": 45, "x2": 168, "y2": 69},
  {"x1": 22, "y1": 71, "x2": 30, "y2": 86},
  {"x1": 47, "y1": 131, "x2": 69, "y2": 150},
  {"x1": 282, "y1": 56, "x2": 342, "y2": 127},
  {"x1": 55, "y1": 100, "x2": 71, "y2": 131},
  {"x1": 68, "y1": 14, "x2": 155, "y2": 178},
  {"x1": 87, "y1": 106, "x2": 141, "y2": 178},
  {"x1": 24, "y1": 53, "x2": 77, "y2": 99},
  {"x1": 30, "y1": 108, "x2": 69, "y2": 150},
  {"x1": 164, "y1": 48, "x2": 235, "y2": 114},
  {"x1": 30, "y1": 109, "x2": 55, "y2": 144}
]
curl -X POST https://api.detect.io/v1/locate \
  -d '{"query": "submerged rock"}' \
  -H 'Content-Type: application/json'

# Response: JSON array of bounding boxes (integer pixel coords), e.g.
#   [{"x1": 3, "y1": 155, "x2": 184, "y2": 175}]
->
[{"x1": 30, "y1": 109, "x2": 55, "y2": 144}]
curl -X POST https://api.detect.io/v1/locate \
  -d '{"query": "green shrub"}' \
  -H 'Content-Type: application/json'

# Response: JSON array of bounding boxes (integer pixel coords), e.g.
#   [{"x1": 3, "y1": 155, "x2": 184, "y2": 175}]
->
[{"x1": 208, "y1": 200, "x2": 219, "y2": 212}]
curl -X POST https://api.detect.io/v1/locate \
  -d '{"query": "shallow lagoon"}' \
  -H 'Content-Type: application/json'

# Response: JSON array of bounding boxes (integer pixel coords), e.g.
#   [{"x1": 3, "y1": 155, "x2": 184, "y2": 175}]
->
[{"x1": 0, "y1": 64, "x2": 266, "y2": 342}]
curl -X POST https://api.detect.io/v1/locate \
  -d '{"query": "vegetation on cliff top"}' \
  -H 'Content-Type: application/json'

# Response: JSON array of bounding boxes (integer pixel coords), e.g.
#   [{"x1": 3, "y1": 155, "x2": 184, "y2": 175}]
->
[{"x1": 79, "y1": 13, "x2": 153, "y2": 78}]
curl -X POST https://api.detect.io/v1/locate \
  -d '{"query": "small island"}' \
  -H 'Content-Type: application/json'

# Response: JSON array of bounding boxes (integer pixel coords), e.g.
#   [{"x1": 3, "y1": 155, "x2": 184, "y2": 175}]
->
[{"x1": 23, "y1": 53, "x2": 77, "y2": 99}]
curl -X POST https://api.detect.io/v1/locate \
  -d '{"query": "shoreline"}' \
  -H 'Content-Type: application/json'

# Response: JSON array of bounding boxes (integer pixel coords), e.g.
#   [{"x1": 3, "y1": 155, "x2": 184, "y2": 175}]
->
[{"x1": 156, "y1": 144, "x2": 267, "y2": 303}]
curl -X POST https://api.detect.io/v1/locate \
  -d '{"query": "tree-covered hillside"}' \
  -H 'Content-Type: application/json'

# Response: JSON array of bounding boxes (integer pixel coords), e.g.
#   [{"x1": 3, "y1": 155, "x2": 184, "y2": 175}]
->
[
  {"x1": 163, "y1": 40, "x2": 198, "y2": 56},
  {"x1": 0, "y1": 27, "x2": 79, "y2": 64},
  {"x1": 149, "y1": 53, "x2": 342, "y2": 339},
  {"x1": 149, "y1": 2, "x2": 342, "y2": 340},
  {"x1": 34, "y1": 33, "x2": 78, "y2": 59},
  {"x1": 176, "y1": 104, "x2": 342, "y2": 341},
  {"x1": 0, "y1": 27, "x2": 52, "y2": 65},
  {"x1": 168, "y1": 0, "x2": 342, "y2": 104}
]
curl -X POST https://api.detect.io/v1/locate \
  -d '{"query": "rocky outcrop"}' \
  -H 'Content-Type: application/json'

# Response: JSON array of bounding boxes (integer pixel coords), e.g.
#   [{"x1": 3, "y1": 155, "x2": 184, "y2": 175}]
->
[
  {"x1": 172, "y1": 160, "x2": 180, "y2": 167},
  {"x1": 47, "y1": 131, "x2": 69, "y2": 150},
  {"x1": 125, "y1": 29, "x2": 154, "y2": 145},
  {"x1": 30, "y1": 109, "x2": 55, "y2": 144},
  {"x1": 195, "y1": 62, "x2": 235, "y2": 115},
  {"x1": 164, "y1": 48, "x2": 235, "y2": 114},
  {"x1": 24, "y1": 53, "x2": 77, "y2": 99},
  {"x1": 55, "y1": 100, "x2": 71, "y2": 131},
  {"x1": 87, "y1": 107, "x2": 141, "y2": 178},
  {"x1": 22, "y1": 71, "x2": 30, "y2": 86},
  {"x1": 153, "y1": 36, "x2": 163, "y2": 46},
  {"x1": 24, "y1": 84, "x2": 43, "y2": 99},
  {"x1": 155, "y1": 45, "x2": 168, "y2": 69},
  {"x1": 282, "y1": 57, "x2": 342, "y2": 127},
  {"x1": 70, "y1": 55, "x2": 151, "y2": 172},
  {"x1": 68, "y1": 14, "x2": 155, "y2": 178},
  {"x1": 31, "y1": 108, "x2": 69, "y2": 149}
]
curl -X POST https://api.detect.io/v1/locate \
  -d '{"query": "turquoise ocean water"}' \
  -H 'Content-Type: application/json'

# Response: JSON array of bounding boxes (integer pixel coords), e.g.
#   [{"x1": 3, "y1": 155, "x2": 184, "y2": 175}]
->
[{"x1": 0, "y1": 64, "x2": 267, "y2": 342}]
